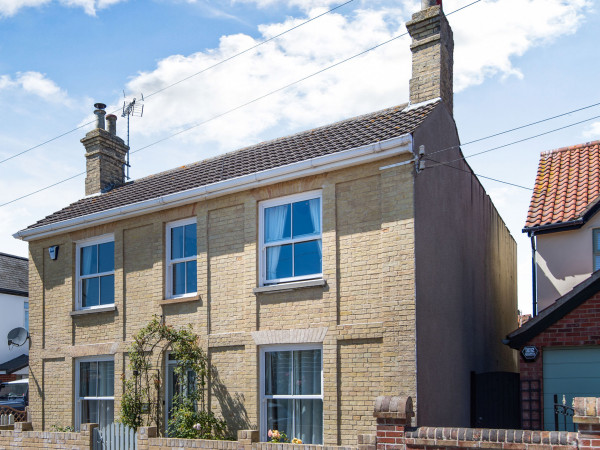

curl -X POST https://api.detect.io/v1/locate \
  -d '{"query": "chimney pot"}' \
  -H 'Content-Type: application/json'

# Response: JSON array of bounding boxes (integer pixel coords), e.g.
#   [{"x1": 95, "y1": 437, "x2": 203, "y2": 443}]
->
[
  {"x1": 106, "y1": 114, "x2": 117, "y2": 135},
  {"x1": 93, "y1": 103, "x2": 106, "y2": 130},
  {"x1": 421, "y1": 0, "x2": 441, "y2": 8}
]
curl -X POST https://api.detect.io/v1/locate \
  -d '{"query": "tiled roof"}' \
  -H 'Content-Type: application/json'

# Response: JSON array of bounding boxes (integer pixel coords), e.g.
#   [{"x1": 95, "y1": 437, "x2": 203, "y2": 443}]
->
[
  {"x1": 0, "y1": 354, "x2": 29, "y2": 373},
  {"x1": 0, "y1": 253, "x2": 28, "y2": 296},
  {"x1": 26, "y1": 101, "x2": 439, "y2": 230},
  {"x1": 524, "y1": 140, "x2": 600, "y2": 230}
]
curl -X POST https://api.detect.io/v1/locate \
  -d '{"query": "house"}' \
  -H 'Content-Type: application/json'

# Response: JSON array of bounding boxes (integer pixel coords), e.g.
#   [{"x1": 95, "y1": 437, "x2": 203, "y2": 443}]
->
[
  {"x1": 505, "y1": 139, "x2": 600, "y2": 431},
  {"x1": 13, "y1": 1, "x2": 518, "y2": 442},
  {"x1": 0, "y1": 253, "x2": 29, "y2": 382}
]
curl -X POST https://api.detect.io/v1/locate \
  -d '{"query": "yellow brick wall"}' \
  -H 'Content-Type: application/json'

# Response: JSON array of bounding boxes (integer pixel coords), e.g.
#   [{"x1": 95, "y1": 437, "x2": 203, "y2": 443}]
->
[{"x1": 27, "y1": 155, "x2": 418, "y2": 442}]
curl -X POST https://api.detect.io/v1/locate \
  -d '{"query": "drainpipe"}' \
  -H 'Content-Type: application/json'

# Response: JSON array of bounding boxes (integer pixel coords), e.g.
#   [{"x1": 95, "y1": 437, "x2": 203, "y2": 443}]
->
[{"x1": 530, "y1": 234, "x2": 538, "y2": 317}]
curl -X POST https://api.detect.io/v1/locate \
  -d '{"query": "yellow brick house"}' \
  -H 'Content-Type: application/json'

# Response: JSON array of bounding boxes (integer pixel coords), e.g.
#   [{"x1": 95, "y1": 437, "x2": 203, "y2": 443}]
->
[{"x1": 14, "y1": 1, "x2": 518, "y2": 444}]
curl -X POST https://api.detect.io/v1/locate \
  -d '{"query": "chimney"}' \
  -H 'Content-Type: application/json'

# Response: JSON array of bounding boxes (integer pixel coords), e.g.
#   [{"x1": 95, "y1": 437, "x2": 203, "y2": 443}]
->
[
  {"x1": 81, "y1": 103, "x2": 129, "y2": 195},
  {"x1": 406, "y1": 0, "x2": 454, "y2": 114}
]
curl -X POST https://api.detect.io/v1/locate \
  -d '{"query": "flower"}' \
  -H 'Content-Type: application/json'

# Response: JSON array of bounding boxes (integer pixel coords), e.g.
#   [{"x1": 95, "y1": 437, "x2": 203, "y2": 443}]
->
[
  {"x1": 268, "y1": 430, "x2": 273, "y2": 438},
  {"x1": 193, "y1": 423, "x2": 201, "y2": 431},
  {"x1": 292, "y1": 438, "x2": 303, "y2": 444}
]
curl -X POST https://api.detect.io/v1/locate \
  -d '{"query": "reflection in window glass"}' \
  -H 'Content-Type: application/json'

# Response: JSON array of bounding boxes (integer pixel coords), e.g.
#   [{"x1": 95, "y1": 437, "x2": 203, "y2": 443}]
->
[
  {"x1": 168, "y1": 221, "x2": 197, "y2": 297},
  {"x1": 78, "y1": 239, "x2": 114, "y2": 309}
]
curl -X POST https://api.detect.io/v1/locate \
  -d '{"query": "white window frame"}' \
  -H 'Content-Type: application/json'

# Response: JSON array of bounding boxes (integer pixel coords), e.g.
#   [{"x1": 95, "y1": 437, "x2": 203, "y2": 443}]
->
[
  {"x1": 166, "y1": 218, "x2": 198, "y2": 299},
  {"x1": 258, "y1": 191, "x2": 323, "y2": 286},
  {"x1": 259, "y1": 343, "x2": 324, "y2": 443},
  {"x1": 74, "y1": 355, "x2": 114, "y2": 431},
  {"x1": 75, "y1": 234, "x2": 115, "y2": 310}
]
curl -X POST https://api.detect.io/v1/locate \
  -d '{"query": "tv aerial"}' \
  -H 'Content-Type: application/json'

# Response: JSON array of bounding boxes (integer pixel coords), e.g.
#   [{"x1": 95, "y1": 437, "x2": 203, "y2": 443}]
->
[
  {"x1": 7, "y1": 327, "x2": 29, "y2": 349},
  {"x1": 122, "y1": 92, "x2": 145, "y2": 180}
]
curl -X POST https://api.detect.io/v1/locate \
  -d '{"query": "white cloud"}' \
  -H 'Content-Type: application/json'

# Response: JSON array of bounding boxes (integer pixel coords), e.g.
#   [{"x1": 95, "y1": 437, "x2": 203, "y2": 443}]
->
[
  {"x1": 118, "y1": 0, "x2": 591, "y2": 158},
  {"x1": 0, "y1": 71, "x2": 72, "y2": 105},
  {"x1": 583, "y1": 121, "x2": 600, "y2": 141},
  {"x1": 0, "y1": 0, "x2": 125, "y2": 17}
]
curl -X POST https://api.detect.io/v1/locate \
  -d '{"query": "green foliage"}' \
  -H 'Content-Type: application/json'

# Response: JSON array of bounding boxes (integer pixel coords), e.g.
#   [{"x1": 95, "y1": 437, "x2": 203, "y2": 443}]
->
[
  {"x1": 51, "y1": 424, "x2": 75, "y2": 432},
  {"x1": 119, "y1": 316, "x2": 228, "y2": 439}
]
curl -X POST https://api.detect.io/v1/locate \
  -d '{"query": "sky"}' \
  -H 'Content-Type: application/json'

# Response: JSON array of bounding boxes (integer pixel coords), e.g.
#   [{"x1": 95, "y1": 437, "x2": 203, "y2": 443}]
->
[{"x1": 0, "y1": 0, "x2": 598, "y2": 315}]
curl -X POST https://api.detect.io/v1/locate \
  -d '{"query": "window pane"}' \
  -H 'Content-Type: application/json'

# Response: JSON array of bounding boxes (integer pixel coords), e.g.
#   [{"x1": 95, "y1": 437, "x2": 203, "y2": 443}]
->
[
  {"x1": 292, "y1": 198, "x2": 321, "y2": 238},
  {"x1": 98, "y1": 400, "x2": 114, "y2": 429},
  {"x1": 98, "y1": 241, "x2": 114, "y2": 273},
  {"x1": 80, "y1": 245, "x2": 97, "y2": 276},
  {"x1": 81, "y1": 399, "x2": 98, "y2": 425},
  {"x1": 79, "y1": 361, "x2": 97, "y2": 397},
  {"x1": 293, "y1": 349, "x2": 321, "y2": 395},
  {"x1": 595, "y1": 255, "x2": 600, "y2": 272},
  {"x1": 266, "y1": 399, "x2": 293, "y2": 438},
  {"x1": 97, "y1": 361, "x2": 114, "y2": 397},
  {"x1": 82, "y1": 277, "x2": 99, "y2": 308},
  {"x1": 294, "y1": 399, "x2": 323, "y2": 445},
  {"x1": 265, "y1": 204, "x2": 291, "y2": 243},
  {"x1": 266, "y1": 244, "x2": 292, "y2": 280},
  {"x1": 100, "y1": 275, "x2": 114, "y2": 305},
  {"x1": 171, "y1": 226, "x2": 184, "y2": 259},
  {"x1": 265, "y1": 351, "x2": 291, "y2": 395},
  {"x1": 294, "y1": 240, "x2": 322, "y2": 277},
  {"x1": 186, "y1": 260, "x2": 197, "y2": 294},
  {"x1": 24, "y1": 302, "x2": 29, "y2": 331},
  {"x1": 184, "y1": 223, "x2": 197, "y2": 258},
  {"x1": 172, "y1": 263, "x2": 186, "y2": 296}
]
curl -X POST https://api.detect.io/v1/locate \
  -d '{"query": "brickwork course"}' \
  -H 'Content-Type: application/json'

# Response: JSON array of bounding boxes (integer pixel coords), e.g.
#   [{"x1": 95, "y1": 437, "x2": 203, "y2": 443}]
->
[{"x1": 17, "y1": 1, "x2": 518, "y2": 441}]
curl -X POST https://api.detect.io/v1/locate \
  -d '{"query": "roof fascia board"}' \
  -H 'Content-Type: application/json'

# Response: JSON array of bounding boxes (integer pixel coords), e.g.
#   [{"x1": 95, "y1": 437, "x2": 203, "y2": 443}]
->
[
  {"x1": 15, "y1": 134, "x2": 413, "y2": 242},
  {"x1": 0, "y1": 288, "x2": 28, "y2": 297}
]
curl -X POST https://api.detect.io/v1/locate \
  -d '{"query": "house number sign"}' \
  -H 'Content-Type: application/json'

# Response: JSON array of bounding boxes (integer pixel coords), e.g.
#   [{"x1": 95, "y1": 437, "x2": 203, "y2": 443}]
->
[{"x1": 521, "y1": 345, "x2": 539, "y2": 361}]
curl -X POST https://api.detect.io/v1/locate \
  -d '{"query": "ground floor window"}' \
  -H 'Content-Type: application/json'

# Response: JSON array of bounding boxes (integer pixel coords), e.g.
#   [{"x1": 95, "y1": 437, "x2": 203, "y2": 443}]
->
[
  {"x1": 260, "y1": 345, "x2": 323, "y2": 444},
  {"x1": 75, "y1": 357, "x2": 114, "y2": 430}
]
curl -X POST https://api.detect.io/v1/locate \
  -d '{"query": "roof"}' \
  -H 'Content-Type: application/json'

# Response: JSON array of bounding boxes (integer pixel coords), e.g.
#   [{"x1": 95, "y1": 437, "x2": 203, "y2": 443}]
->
[
  {"x1": 505, "y1": 269, "x2": 600, "y2": 349},
  {"x1": 0, "y1": 253, "x2": 28, "y2": 297},
  {"x1": 0, "y1": 354, "x2": 28, "y2": 374},
  {"x1": 524, "y1": 140, "x2": 600, "y2": 233},
  {"x1": 25, "y1": 101, "x2": 439, "y2": 231}
]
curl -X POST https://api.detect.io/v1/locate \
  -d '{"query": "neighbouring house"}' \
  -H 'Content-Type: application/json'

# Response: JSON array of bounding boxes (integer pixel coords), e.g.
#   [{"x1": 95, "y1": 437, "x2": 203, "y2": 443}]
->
[
  {"x1": 14, "y1": 1, "x2": 518, "y2": 442},
  {"x1": 506, "y1": 139, "x2": 600, "y2": 431},
  {"x1": 0, "y1": 253, "x2": 29, "y2": 382}
]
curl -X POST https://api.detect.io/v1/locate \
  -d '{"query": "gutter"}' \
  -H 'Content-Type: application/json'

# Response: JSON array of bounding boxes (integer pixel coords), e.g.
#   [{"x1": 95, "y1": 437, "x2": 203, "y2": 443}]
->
[{"x1": 14, "y1": 134, "x2": 413, "y2": 242}]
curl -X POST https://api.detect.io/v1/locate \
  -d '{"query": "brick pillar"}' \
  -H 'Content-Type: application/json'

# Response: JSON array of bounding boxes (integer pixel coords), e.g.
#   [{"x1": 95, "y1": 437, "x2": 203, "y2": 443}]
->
[
  {"x1": 574, "y1": 398, "x2": 600, "y2": 450},
  {"x1": 373, "y1": 396, "x2": 414, "y2": 450},
  {"x1": 14, "y1": 421, "x2": 33, "y2": 432},
  {"x1": 238, "y1": 429, "x2": 259, "y2": 450},
  {"x1": 79, "y1": 423, "x2": 98, "y2": 450},
  {"x1": 137, "y1": 426, "x2": 157, "y2": 450}
]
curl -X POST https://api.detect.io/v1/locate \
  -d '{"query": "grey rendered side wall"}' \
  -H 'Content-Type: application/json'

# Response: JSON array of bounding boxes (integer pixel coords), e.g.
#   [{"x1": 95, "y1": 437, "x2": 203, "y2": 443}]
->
[{"x1": 413, "y1": 104, "x2": 519, "y2": 427}]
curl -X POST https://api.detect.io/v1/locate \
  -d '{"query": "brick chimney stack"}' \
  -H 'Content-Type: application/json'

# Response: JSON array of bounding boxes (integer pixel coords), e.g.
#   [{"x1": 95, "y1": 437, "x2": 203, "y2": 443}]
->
[
  {"x1": 81, "y1": 103, "x2": 129, "y2": 195},
  {"x1": 406, "y1": 0, "x2": 454, "y2": 114}
]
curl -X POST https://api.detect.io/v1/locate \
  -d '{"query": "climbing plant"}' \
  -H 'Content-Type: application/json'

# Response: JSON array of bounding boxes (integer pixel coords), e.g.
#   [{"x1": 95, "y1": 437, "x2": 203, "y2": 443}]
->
[{"x1": 120, "y1": 316, "x2": 227, "y2": 439}]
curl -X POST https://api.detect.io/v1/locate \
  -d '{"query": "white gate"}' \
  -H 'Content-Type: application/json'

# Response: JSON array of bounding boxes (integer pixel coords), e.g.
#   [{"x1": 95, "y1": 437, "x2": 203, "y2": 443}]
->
[{"x1": 92, "y1": 423, "x2": 137, "y2": 450}]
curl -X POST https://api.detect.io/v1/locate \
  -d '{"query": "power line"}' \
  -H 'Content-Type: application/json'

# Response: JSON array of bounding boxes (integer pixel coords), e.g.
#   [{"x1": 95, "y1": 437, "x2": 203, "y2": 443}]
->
[
  {"x1": 425, "y1": 114, "x2": 600, "y2": 169},
  {"x1": 426, "y1": 101, "x2": 600, "y2": 158},
  {"x1": 0, "y1": 0, "x2": 485, "y2": 208},
  {"x1": 0, "y1": 0, "x2": 355, "y2": 166}
]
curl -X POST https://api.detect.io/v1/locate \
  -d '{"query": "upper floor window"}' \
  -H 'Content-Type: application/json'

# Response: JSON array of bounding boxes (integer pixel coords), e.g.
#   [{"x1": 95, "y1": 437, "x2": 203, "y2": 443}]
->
[
  {"x1": 166, "y1": 218, "x2": 197, "y2": 298},
  {"x1": 594, "y1": 229, "x2": 600, "y2": 272},
  {"x1": 259, "y1": 191, "x2": 322, "y2": 286},
  {"x1": 24, "y1": 301, "x2": 29, "y2": 330},
  {"x1": 76, "y1": 235, "x2": 114, "y2": 309}
]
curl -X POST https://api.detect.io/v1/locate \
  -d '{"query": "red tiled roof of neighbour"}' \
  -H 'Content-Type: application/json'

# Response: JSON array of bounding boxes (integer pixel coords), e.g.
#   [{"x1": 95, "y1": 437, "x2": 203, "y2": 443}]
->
[
  {"x1": 524, "y1": 140, "x2": 600, "y2": 230},
  {"x1": 25, "y1": 101, "x2": 439, "y2": 231}
]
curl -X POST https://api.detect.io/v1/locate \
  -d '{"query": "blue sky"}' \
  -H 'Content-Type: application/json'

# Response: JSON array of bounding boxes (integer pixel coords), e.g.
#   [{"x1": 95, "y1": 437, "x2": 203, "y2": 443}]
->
[{"x1": 0, "y1": 0, "x2": 598, "y2": 314}]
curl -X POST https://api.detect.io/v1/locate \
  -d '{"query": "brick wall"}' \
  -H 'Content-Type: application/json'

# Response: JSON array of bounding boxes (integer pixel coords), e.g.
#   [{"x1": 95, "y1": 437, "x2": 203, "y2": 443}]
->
[{"x1": 518, "y1": 293, "x2": 600, "y2": 429}]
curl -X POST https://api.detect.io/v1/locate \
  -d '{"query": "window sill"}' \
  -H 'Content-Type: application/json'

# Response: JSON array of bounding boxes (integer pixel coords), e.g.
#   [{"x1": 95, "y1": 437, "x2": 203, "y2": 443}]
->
[
  {"x1": 70, "y1": 305, "x2": 116, "y2": 316},
  {"x1": 159, "y1": 295, "x2": 201, "y2": 306},
  {"x1": 253, "y1": 279, "x2": 326, "y2": 294}
]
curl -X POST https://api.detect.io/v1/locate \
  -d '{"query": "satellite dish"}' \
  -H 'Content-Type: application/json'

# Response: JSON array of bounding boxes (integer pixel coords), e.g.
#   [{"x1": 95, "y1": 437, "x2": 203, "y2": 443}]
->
[{"x1": 7, "y1": 327, "x2": 29, "y2": 347}]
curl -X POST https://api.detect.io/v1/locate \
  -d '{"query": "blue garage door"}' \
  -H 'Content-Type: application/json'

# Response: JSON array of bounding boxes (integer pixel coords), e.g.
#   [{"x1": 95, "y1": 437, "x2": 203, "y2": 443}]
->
[{"x1": 543, "y1": 347, "x2": 600, "y2": 431}]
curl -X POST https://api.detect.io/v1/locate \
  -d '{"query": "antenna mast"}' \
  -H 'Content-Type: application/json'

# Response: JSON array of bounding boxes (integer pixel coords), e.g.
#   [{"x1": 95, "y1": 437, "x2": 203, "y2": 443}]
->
[{"x1": 122, "y1": 93, "x2": 144, "y2": 180}]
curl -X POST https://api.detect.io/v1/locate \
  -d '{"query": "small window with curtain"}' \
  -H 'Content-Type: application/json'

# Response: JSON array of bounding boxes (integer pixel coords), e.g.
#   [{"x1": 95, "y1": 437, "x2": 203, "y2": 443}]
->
[
  {"x1": 166, "y1": 218, "x2": 197, "y2": 298},
  {"x1": 259, "y1": 191, "x2": 322, "y2": 286},
  {"x1": 76, "y1": 235, "x2": 115, "y2": 310},
  {"x1": 594, "y1": 229, "x2": 600, "y2": 272}
]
